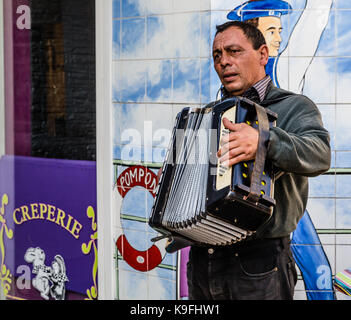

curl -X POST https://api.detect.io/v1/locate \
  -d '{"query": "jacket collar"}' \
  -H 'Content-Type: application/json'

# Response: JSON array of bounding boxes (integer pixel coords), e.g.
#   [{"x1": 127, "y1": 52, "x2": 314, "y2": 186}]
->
[{"x1": 261, "y1": 82, "x2": 295, "y2": 106}]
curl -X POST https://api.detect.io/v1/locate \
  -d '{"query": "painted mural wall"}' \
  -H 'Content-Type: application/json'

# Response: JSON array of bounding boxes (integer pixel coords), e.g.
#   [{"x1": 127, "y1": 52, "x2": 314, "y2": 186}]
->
[{"x1": 112, "y1": 0, "x2": 351, "y2": 300}]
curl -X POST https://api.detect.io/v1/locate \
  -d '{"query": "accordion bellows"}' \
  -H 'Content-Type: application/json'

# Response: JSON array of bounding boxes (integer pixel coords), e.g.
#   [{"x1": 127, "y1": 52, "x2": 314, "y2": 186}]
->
[{"x1": 149, "y1": 97, "x2": 278, "y2": 252}]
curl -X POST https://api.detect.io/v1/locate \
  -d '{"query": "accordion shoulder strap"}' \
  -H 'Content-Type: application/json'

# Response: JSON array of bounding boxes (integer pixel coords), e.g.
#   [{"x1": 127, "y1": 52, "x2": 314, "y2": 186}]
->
[{"x1": 242, "y1": 99, "x2": 270, "y2": 204}]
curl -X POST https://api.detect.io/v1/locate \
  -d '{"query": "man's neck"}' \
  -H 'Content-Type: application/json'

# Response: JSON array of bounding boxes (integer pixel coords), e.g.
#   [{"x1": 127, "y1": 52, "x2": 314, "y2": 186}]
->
[{"x1": 222, "y1": 75, "x2": 272, "y2": 102}]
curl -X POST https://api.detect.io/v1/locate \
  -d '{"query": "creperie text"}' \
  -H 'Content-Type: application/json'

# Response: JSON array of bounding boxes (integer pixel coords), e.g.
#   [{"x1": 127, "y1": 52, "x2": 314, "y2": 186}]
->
[{"x1": 13, "y1": 203, "x2": 83, "y2": 239}]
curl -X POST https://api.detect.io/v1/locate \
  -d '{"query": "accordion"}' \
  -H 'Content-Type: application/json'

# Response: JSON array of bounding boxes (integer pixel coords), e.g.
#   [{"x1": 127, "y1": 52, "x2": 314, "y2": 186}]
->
[{"x1": 149, "y1": 97, "x2": 278, "y2": 253}]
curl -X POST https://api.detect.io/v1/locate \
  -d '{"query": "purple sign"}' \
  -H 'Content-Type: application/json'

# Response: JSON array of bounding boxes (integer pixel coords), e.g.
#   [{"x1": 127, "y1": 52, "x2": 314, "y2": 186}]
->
[{"x1": 0, "y1": 156, "x2": 97, "y2": 300}]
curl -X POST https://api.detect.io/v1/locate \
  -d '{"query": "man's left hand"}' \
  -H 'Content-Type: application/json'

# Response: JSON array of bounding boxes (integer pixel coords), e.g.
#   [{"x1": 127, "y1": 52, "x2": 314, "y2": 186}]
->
[{"x1": 217, "y1": 117, "x2": 259, "y2": 167}]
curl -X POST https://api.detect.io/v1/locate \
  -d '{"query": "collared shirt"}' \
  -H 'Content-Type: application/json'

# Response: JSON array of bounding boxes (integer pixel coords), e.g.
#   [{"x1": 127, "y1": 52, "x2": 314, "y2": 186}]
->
[
  {"x1": 251, "y1": 75, "x2": 272, "y2": 103},
  {"x1": 220, "y1": 75, "x2": 272, "y2": 103}
]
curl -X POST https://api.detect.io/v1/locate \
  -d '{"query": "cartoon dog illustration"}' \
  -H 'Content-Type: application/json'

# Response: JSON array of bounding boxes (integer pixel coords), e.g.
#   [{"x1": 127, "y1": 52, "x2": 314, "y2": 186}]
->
[
  {"x1": 24, "y1": 247, "x2": 69, "y2": 300},
  {"x1": 24, "y1": 247, "x2": 52, "y2": 300}
]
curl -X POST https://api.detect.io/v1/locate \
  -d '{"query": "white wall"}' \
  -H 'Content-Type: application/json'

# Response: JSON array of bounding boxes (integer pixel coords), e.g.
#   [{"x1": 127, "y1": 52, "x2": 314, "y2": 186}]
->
[{"x1": 96, "y1": 0, "x2": 117, "y2": 300}]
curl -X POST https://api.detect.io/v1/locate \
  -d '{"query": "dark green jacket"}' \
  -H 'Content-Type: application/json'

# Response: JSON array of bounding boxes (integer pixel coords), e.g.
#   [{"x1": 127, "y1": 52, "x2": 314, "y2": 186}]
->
[{"x1": 257, "y1": 83, "x2": 331, "y2": 238}]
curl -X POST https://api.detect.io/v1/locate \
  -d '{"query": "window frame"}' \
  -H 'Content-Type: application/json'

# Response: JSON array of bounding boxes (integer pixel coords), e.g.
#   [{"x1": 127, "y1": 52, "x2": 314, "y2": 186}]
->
[{"x1": 96, "y1": 0, "x2": 117, "y2": 300}]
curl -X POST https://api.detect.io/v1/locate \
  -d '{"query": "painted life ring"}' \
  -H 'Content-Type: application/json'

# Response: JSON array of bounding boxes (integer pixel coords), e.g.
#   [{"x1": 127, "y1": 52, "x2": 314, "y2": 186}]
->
[{"x1": 115, "y1": 165, "x2": 167, "y2": 272}]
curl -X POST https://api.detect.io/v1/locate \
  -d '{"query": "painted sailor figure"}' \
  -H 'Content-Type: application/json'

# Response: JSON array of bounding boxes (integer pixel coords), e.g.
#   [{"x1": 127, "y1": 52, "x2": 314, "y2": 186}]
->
[{"x1": 227, "y1": 0, "x2": 292, "y2": 87}]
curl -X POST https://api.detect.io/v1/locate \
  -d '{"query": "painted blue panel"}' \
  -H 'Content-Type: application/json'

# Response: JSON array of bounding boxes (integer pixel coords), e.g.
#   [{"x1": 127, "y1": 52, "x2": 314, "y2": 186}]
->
[
  {"x1": 121, "y1": 18, "x2": 146, "y2": 59},
  {"x1": 308, "y1": 198, "x2": 336, "y2": 229},
  {"x1": 200, "y1": 12, "x2": 211, "y2": 57},
  {"x1": 160, "y1": 251, "x2": 177, "y2": 268},
  {"x1": 113, "y1": 0, "x2": 121, "y2": 18},
  {"x1": 146, "y1": 16, "x2": 170, "y2": 59},
  {"x1": 154, "y1": 278, "x2": 177, "y2": 300},
  {"x1": 152, "y1": 148, "x2": 167, "y2": 163},
  {"x1": 120, "y1": 228, "x2": 155, "y2": 251},
  {"x1": 318, "y1": 105, "x2": 335, "y2": 151},
  {"x1": 302, "y1": 57, "x2": 336, "y2": 104},
  {"x1": 113, "y1": 20, "x2": 121, "y2": 60},
  {"x1": 336, "y1": 11, "x2": 351, "y2": 55},
  {"x1": 336, "y1": 199, "x2": 351, "y2": 228},
  {"x1": 209, "y1": 59, "x2": 221, "y2": 100},
  {"x1": 122, "y1": 0, "x2": 141, "y2": 17},
  {"x1": 118, "y1": 61, "x2": 146, "y2": 101},
  {"x1": 118, "y1": 268, "x2": 177, "y2": 300},
  {"x1": 146, "y1": 60, "x2": 172, "y2": 102},
  {"x1": 336, "y1": 152, "x2": 351, "y2": 168},
  {"x1": 335, "y1": 104, "x2": 351, "y2": 149},
  {"x1": 119, "y1": 145, "x2": 143, "y2": 162},
  {"x1": 315, "y1": 10, "x2": 336, "y2": 57},
  {"x1": 335, "y1": 0, "x2": 351, "y2": 9},
  {"x1": 113, "y1": 145, "x2": 122, "y2": 160},
  {"x1": 154, "y1": 266, "x2": 177, "y2": 281},
  {"x1": 115, "y1": 146, "x2": 167, "y2": 163},
  {"x1": 122, "y1": 219, "x2": 148, "y2": 232},
  {"x1": 201, "y1": 58, "x2": 211, "y2": 103},
  {"x1": 309, "y1": 174, "x2": 336, "y2": 198},
  {"x1": 121, "y1": 187, "x2": 150, "y2": 218},
  {"x1": 113, "y1": 103, "x2": 145, "y2": 144},
  {"x1": 284, "y1": 0, "x2": 306, "y2": 10},
  {"x1": 173, "y1": 13, "x2": 201, "y2": 58},
  {"x1": 146, "y1": 16, "x2": 159, "y2": 40},
  {"x1": 336, "y1": 175, "x2": 351, "y2": 198},
  {"x1": 173, "y1": 59, "x2": 200, "y2": 103},
  {"x1": 337, "y1": 57, "x2": 351, "y2": 75}
]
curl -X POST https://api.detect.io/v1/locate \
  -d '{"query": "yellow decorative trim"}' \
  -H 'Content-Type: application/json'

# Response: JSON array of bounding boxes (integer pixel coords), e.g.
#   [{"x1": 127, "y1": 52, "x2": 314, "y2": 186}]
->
[
  {"x1": 81, "y1": 206, "x2": 98, "y2": 300},
  {"x1": 0, "y1": 194, "x2": 14, "y2": 297}
]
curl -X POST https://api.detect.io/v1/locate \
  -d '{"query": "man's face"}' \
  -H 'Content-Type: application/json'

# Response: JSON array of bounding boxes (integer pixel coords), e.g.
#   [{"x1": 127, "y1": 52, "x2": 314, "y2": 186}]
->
[
  {"x1": 213, "y1": 26, "x2": 268, "y2": 96},
  {"x1": 257, "y1": 16, "x2": 282, "y2": 57}
]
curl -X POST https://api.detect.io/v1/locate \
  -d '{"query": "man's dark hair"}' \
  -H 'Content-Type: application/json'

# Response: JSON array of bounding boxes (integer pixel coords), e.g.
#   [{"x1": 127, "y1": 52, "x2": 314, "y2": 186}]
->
[
  {"x1": 246, "y1": 18, "x2": 259, "y2": 28},
  {"x1": 215, "y1": 21, "x2": 266, "y2": 50}
]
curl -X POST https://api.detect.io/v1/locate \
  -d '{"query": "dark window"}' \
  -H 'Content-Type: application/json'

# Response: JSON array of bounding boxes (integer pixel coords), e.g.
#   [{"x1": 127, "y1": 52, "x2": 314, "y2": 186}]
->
[{"x1": 30, "y1": 0, "x2": 96, "y2": 160}]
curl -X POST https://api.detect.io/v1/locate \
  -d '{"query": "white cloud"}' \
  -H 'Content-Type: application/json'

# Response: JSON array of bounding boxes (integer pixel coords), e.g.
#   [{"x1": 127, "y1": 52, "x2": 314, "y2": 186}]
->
[
  {"x1": 147, "y1": 60, "x2": 164, "y2": 87},
  {"x1": 146, "y1": 13, "x2": 205, "y2": 59},
  {"x1": 300, "y1": 57, "x2": 336, "y2": 103},
  {"x1": 337, "y1": 70, "x2": 351, "y2": 103},
  {"x1": 307, "y1": 199, "x2": 335, "y2": 229},
  {"x1": 172, "y1": 80, "x2": 199, "y2": 103},
  {"x1": 335, "y1": 105, "x2": 351, "y2": 151},
  {"x1": 133, "y1": 0, "x2": 173, "y2": 15},
  {"x1": 210, "y1": 0, "x2": 242, "y2": 11}
]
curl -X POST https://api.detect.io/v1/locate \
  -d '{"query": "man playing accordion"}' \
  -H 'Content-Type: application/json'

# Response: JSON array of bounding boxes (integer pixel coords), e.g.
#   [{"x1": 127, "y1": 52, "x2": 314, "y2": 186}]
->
[{"x1": 185, "y1": 20, "x2": 331, "y2": 300}]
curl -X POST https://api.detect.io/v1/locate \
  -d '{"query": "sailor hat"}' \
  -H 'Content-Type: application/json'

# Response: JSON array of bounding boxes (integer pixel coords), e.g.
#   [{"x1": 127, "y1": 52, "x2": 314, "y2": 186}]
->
[{"x1": 227, "y1": 0, "x2": 292, "y2": 21}]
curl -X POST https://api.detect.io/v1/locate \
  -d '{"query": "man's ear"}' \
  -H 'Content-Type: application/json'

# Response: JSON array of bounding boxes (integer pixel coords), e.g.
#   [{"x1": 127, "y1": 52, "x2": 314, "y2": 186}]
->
[{"x1": 259, "y1": 44, "x2": 269, "y2": 66}]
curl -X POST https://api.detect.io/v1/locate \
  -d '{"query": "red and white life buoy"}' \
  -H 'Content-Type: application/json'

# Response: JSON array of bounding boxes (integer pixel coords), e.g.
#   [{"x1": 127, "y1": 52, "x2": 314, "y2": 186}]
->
[{"x1": 114, "y1": 165, "x2": 166, "y2": 272}]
